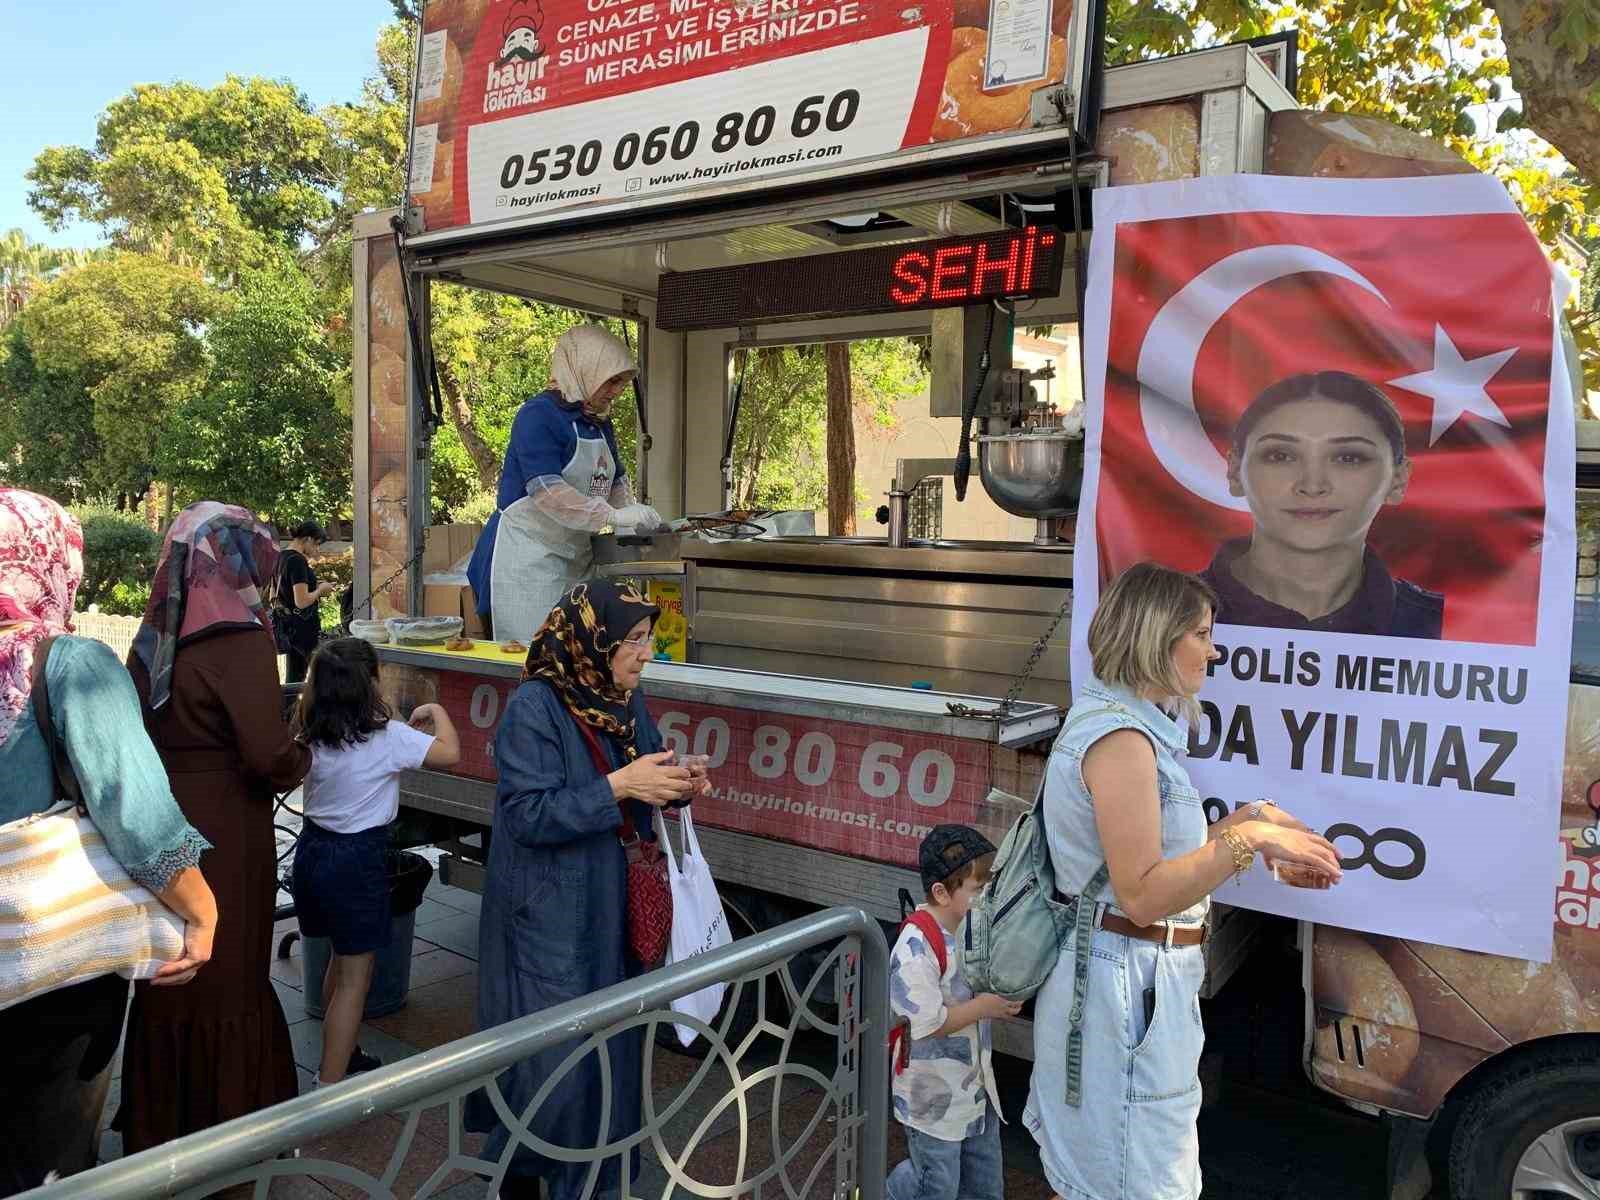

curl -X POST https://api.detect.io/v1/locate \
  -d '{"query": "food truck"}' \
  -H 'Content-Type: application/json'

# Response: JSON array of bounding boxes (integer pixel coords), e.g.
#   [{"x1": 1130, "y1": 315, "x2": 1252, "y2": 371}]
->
[{"x1": 354, "y1": 3, "x2": 1600, "y2": 1195}]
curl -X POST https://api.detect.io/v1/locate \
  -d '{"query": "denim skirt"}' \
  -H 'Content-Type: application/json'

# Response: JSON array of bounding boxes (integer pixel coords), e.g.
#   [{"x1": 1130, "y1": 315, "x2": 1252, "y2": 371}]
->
[{"x1": 291, "y1": 820, "x2": 391, "y2": 955}]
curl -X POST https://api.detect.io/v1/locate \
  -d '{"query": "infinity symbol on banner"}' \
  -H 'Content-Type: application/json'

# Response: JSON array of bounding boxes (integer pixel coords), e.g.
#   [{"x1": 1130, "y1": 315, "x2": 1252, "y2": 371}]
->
[{"x1": 1203, "y1": 800, "x2": 1427, "y2": 881}]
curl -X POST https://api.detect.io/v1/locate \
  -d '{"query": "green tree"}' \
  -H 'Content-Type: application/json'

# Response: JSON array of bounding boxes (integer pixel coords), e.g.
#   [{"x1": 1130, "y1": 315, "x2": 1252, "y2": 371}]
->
[
  {"x1": 157, "y1": 254, "x2": 349, "y2": 525},
  {"x1": 27, "y1": 76, "x2": 337, "y2": 278},
  {"x1": 4, "y1": 254, "x2": 217, "y2": 505},
  {"x1": 727, "y1": 339, "x2": 922, "y2": 514},
  {"x1": 0, "y1": 228, "x2": 104, "y2": 327},
  {"x1": 0, "y1": 323, "x2": 104, "y2": 503},
  {"x1": 71, "y1": 506, "x2": 160, "y2": 614},
  {"x1": 1109, "y1": 2, "x2": 1595, "y2": 243}
]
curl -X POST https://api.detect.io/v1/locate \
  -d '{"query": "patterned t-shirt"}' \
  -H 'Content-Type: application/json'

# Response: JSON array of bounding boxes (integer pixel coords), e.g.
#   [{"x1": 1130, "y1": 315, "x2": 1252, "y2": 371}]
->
[{"x1": 888, "y1": 909, "x2": 1004, "y2": 1142}]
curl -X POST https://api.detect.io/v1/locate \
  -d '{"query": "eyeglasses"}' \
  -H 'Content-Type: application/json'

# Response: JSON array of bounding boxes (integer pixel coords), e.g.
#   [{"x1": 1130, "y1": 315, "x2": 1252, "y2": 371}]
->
[{"x1": 618, "y1": 632, "x2": 653, "y2": 648}]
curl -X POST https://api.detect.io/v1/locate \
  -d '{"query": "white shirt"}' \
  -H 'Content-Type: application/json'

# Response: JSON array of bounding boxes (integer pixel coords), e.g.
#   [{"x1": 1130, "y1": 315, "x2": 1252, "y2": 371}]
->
[
  {"x1": 301, "y1": 720, "x2": 435, "y2": 834},
  {"x1": 889, "y1": 909, "x2": 1004, "y2": 1142}
]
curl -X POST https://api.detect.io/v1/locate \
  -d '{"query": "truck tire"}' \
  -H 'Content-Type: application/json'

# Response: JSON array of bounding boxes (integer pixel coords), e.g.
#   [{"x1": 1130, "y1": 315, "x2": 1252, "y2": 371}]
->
[{"x1": 1448, "y1": 1046, "x2": 1600, "y2": 1199}]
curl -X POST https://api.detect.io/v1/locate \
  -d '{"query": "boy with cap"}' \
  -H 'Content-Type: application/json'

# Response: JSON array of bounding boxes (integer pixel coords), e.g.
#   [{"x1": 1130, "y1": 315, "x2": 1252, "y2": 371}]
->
[{"x1": 886, "y1": 824, "x2": 1021, "y2": 1200}]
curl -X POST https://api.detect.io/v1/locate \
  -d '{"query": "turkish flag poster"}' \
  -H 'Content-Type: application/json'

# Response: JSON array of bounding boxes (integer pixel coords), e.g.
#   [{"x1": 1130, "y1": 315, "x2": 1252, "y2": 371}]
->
[{"x1": 1071, "y1": 174, "x2": 1576, "y2": 959}]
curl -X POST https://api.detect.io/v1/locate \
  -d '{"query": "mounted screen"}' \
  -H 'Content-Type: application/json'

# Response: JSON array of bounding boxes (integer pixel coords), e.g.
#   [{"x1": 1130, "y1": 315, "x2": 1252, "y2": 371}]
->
[
  {"x1": 405, "y1": 0, "x2": 1106, "y2": 245},
  {"x1": 655, "y1": 227, "x2": 1066, "y2": 331}
]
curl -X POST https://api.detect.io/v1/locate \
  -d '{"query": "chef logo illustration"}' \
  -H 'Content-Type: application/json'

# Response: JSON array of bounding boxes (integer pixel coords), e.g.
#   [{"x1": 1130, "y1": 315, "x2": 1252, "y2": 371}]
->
[
  {"x1": 498, "y1": 0, "x2": 545, "y2": 65},
  {"x1": 591, "y1": 453, "x2": 611, "y2": 496},
  {"x1": 1580, "y1": 780, "x2": 1600, "y2": 853}
]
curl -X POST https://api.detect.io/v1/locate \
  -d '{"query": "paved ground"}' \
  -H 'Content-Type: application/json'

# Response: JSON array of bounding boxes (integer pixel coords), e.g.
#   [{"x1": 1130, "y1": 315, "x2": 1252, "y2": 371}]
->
[{"x1": 81, "y1": 797, "x2": 1411, "y2": 1198}]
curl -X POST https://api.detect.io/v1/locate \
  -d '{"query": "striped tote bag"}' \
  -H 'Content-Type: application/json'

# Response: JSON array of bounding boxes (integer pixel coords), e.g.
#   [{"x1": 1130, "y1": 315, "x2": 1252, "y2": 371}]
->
[
  {"x1": 0, "y1": 636, "x2": 185, "y2": 1012},
  {"x1": 0, "y1": 803, "x2": 185, "y2": 1011}
]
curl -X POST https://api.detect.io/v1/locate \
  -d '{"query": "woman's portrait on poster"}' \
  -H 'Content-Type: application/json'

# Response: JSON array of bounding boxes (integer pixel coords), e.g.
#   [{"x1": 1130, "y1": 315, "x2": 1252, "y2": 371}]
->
[{"x1": 1199, "y1": 370, "x2": 1444, "y2": 639}]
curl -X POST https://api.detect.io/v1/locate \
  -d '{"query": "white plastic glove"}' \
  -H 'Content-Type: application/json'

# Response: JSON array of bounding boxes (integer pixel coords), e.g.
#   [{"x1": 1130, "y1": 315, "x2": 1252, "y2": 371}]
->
[
  {"x1": 528, "y1": 476, "x2": 616, "y2": 532},
  {"x1": 614, "y1": 503, "x2": 664, "y2": 531}
]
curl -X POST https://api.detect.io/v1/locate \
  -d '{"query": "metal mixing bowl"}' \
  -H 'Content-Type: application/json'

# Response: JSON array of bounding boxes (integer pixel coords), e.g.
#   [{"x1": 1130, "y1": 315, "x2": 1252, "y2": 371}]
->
[{"x1": 976, "y1": 431, "x2": 1085, "y2": 518}]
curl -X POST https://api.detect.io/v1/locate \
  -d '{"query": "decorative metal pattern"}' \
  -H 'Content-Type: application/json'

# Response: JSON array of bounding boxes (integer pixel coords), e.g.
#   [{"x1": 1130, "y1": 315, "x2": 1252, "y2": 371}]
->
[{"x1": 27, "y1": 907, "x2": 890, "y2": 1200}]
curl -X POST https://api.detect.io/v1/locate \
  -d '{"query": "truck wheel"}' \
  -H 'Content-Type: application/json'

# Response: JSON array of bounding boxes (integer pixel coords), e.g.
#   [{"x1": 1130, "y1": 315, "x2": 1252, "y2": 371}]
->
[{"x1": 1448, "y1": 1046, "x2": 1600, "y2": 1199}]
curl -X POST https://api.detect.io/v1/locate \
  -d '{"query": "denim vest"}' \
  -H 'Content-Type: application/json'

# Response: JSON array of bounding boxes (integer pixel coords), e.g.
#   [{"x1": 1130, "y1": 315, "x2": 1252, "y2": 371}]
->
[{"x1": 1045, "y1": 677, "x2": 1209, "y2": 1102}]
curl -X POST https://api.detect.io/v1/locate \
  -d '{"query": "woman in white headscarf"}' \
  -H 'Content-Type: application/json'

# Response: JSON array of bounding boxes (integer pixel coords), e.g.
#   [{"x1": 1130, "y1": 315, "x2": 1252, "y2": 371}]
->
[{"x1": 467, "y1": 325, "x2": 663, "y2": 643}]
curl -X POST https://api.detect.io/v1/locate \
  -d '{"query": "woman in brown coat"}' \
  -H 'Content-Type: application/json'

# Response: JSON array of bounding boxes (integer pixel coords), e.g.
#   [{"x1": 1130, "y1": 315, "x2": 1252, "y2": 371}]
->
[{"x1": 117, "y1": 502, "x2": 311, "y2": 1152}]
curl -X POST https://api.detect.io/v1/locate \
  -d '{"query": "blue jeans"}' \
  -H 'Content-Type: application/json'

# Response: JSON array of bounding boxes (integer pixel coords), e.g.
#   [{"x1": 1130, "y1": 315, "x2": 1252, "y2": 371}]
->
[{"x1": 886, "y1": 1102, "x2": 1003, "y2": 1200}]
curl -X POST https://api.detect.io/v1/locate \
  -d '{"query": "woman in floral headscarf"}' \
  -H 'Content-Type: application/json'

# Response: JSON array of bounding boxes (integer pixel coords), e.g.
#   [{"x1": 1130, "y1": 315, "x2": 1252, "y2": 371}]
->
[
  {"x1": 116, "y1": 501, "x2": 311, "y2": 1154},
  {"x1": 0, "y1": 490, "x2": 216, "y2": 1194},
  {"x1": 467, "y1": 580, "x2": 706, "y2": 1200}
]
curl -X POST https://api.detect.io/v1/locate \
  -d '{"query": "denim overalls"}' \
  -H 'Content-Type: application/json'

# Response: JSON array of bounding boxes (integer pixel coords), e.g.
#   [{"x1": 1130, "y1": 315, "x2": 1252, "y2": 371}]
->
[{"x1": 1022, "y1": 678, "x2": 1208, "y2": 1200}]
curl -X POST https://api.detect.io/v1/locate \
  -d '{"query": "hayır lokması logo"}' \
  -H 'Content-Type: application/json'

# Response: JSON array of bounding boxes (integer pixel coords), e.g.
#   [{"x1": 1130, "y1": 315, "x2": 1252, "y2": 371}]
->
[{"x1": 484, "y1": 0, "x2": 548, "y2": 112}]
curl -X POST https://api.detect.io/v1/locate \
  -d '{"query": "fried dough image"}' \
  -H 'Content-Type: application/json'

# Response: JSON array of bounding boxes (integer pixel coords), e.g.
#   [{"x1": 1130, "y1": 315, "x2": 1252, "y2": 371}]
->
[
  {"x1": 1311, "y1": 928, "x2": 1421, "y2": 1103},
  {"x1": 414, "y1": 138, "x2": 455, "y2": 231},
  {"x1": 952, "y1": 0, "x2": 1073, "y2": 34},
  {"x1": 1408, "y1": 940, "x2": 1588, "y2": 1043},
  {"x1": 423, "y1": 0, "x2": 489, "y2": 47},
  {"x1": 1096, "y1": 102, "x2": 1202, "y2": 185},
  {"x1": 931, "y1": 32, "x2": 1068, "y2": 141},
  {"x1": 415, "y1": 34, "x2": 463, "y2": 137}
]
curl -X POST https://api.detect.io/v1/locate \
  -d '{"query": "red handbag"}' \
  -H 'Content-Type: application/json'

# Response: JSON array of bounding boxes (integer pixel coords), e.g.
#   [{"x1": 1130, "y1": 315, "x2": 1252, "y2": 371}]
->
[{"x1": 575, "y1": 721, "x2": 673, "y2": 968}]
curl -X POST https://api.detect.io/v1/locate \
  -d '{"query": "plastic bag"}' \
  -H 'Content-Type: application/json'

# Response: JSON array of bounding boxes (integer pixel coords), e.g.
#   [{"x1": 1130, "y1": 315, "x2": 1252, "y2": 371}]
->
[
  {"x1": 663, "y1": 809, "x2": 732, "y2": 1046},
  {"x1": 385, "y1": 615, "x2": 463, "y2": 645},
  {"x1": 422, "y1": 551, "x2": 475, "y2": 589},
  {"x1": 349, "y1": 619, "x2": 390, "y2": 644}
]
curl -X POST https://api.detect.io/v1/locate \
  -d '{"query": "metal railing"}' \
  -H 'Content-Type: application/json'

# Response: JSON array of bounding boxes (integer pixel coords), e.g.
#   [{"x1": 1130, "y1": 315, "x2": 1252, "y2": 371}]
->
[{"x1": 27, "y1": 907, "x2": 890, "y2": 1200}]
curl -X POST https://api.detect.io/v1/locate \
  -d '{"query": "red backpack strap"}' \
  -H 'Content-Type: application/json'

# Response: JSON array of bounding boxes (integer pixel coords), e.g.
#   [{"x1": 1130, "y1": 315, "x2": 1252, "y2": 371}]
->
[
  {"x1": 905, "y1": 910, "x2": 948, "y2": 978},
  {"x1": 887, "y1": 910, "x2": 950, "y2": 1075}
]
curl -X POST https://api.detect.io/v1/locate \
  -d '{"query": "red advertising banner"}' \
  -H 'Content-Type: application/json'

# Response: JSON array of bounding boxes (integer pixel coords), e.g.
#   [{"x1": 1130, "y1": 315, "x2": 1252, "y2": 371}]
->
[
  {"x1": 408, "y1": 0, "x2": 1092, "y2": 237},
  {"x1": 433, "y1": 669, "x2": 991, "y2": 867}
]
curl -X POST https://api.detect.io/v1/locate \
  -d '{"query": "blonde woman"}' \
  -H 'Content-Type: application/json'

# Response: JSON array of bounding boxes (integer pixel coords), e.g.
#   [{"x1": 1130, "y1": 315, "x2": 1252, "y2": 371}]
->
[{"x1": 1023, "y1": 563, "x2": 1342, "y2": 1200}]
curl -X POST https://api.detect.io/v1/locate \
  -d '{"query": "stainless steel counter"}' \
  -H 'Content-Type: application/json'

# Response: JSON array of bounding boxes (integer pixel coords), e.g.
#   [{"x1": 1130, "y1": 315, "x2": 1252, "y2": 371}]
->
[
  {"x1": 681, "y1": 535, "x2": 1073, "y2": 579},
  {"x1": 681, "y1": 535, "x2": 1073, "y2": 704}
]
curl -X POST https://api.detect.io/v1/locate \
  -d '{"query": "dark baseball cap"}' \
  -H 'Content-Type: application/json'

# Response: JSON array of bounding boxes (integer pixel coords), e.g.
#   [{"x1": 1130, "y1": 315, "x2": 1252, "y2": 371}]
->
[{"x1": 918, "y1": 824, "x2": 997, "y2": 891}]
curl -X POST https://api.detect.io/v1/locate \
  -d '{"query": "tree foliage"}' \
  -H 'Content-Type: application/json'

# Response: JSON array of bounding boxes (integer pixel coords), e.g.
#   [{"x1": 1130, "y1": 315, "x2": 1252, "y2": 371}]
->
[
  {"x1": 727, "y1": 340, "x2": 923, "y2": 513},
  {"x1": 1107, "y1": 1, "x2": 1595, "y2": 246},
  {"x1": 6, "y1": 254, "x2": 216, "y2": 503},
  {"x1": 71, "y1": 506, "x2": 160, "y2": 614},
  {"x1": 157, "y1": 253, "x2": 349, "y2": 525},
  {"x1": 27, "y1": 77, "x2": 336, "y2": 278}
]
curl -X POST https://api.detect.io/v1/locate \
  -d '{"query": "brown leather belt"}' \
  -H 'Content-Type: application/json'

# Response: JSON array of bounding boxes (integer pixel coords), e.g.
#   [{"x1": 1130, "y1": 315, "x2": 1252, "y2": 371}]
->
[{"x1": 1098, "y1": 912, "x2": 1207, "y2": 947}]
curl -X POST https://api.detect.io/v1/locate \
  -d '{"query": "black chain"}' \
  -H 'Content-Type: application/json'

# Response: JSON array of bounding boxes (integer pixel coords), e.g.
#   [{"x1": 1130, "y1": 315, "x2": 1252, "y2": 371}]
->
[
  {"x1": 947, "y1": 591, "x2": 1072, "y2": 724},
  {"x1": 341, "y1": 541, "x2": 427, "y2": 631},
  {"x1": 947, "y1": 591, "x2": 1071, "y2": 791}
]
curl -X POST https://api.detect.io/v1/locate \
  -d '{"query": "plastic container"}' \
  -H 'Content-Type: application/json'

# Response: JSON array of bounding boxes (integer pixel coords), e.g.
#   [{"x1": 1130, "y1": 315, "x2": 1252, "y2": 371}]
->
[
  {"x1": 384, "y1": 615, "x2": 463, "y2": 645},
  {"x1": 348, "y1": 619, "x2": 390, "y2": 644},
  {"x1": 301, "y1": 850, "x2": 435, "y2": 1019}
]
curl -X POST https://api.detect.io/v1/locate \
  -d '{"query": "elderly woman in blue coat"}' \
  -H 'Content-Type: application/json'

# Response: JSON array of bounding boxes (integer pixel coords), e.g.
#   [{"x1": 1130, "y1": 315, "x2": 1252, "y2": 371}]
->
[{"x1": 468, "y1": 580, "x2": 702, "y2": 1200}]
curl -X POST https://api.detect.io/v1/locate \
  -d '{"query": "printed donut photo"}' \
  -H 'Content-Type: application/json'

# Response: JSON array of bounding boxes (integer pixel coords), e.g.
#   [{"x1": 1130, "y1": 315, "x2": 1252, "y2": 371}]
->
[
  {"x1": 931, "y1": 31, "x2": 1068, "y2": 141},
  {"x1": 422, "y1": 0, "x2": 490, "y2": 48},
  {"x1": 953, "y1": 0, "x2": 1073, "y2": 35},
  {"x1": 414, "y1": 138, "x2": 455, "y2": 231},
  {"x1": 414, "y1": 33, "x2": 464, "y2": 139}
]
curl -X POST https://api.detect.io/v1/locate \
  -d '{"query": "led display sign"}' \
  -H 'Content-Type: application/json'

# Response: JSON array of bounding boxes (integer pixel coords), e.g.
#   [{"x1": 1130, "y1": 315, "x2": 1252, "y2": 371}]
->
[{"x1": 654, "y1": 227, "x2": 1065, "y2": 332}]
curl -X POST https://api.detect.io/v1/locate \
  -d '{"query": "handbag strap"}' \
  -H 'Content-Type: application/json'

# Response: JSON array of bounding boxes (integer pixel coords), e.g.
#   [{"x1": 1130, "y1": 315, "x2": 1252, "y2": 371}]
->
[
  {"x1": 573, "y1": 716, "x2": 639, "y2": 843},
  {"x1": 29, "y1": 636, "x2": 87, "y2": 816}
]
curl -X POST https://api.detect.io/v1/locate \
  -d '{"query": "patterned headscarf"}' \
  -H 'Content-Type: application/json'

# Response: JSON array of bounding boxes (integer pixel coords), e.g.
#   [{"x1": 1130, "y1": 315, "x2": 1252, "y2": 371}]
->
[
  {"x1": 549, "y1": 324, "x2": 635, "y2": 417},
  {"x1": 132, "y1": 501, "x2": 281, "y2": 710},
  {"x1": 522, "y1": 580, "x2": 658, "y2": 759},
  {"x1": 0, "y1": 490, "x2": 84, "y2": 745}
]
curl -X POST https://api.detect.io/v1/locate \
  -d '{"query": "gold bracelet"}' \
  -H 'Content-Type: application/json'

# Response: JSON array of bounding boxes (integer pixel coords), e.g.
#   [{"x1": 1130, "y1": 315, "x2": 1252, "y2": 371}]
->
[{"x1": 1220, "y1": 828, "x2": 1254, "y2": 880}]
